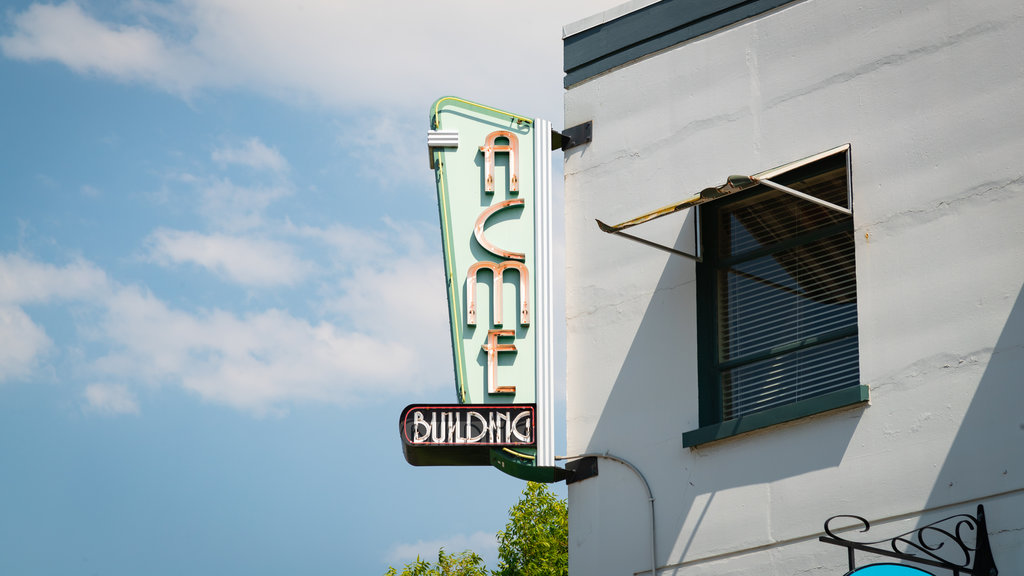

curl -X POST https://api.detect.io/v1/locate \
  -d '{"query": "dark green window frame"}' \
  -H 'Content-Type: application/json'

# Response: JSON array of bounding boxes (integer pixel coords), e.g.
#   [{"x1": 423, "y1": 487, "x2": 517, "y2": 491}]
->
[{"x1": 683, "y1": 148, "x2": 868, "y2": 448}]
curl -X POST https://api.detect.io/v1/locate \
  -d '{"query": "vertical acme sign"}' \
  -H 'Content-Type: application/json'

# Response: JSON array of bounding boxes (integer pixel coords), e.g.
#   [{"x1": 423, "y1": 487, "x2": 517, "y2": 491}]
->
[
  {"x1": 428, "y1": 97, "x2": 538, "y2": 404},
  {"x1": 423, "y1": 96, "x2": 555, "y2": 471}
]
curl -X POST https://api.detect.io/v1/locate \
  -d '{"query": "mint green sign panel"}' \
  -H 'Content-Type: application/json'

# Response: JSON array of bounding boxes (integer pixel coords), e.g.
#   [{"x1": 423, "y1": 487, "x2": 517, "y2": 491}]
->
[{"x1": 429, "y1": 97, "x2": 537, "y2": 409}]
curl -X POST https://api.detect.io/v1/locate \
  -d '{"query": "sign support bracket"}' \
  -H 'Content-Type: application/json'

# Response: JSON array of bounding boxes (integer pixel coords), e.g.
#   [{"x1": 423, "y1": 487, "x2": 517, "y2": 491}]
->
[{"x1": 552, "y1": 121, "x2": 593, "y2": 151}]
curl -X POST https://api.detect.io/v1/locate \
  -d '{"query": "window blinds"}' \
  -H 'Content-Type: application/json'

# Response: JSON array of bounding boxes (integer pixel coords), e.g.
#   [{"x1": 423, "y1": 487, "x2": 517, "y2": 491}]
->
[{"x1": 713, "y1": 159, "x2": 858, "y2": 420}]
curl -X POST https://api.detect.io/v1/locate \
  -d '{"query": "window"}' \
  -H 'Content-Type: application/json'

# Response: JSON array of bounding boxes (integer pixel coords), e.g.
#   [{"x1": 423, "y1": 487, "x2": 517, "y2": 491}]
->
[{"x1": 683, "y1": 147, "x2": 868, "y2": 447}]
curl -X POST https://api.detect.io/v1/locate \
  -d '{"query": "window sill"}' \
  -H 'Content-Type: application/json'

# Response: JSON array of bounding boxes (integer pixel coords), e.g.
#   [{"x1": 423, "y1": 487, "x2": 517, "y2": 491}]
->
[{"x1": 682, "y1": 385, "x2": 869, "y2": 448}]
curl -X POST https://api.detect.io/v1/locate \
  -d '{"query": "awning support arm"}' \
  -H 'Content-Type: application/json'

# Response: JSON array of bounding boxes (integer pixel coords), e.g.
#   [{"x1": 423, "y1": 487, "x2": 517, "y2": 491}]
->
[
  {"x1": 596, "y1": 220, "x2": 702, "y2": 262},
  {"x1": 757, "y1": 178, "x2": 852, "y2": 215},
  {"x1": 595, "y1": 144, "x2": 854, "y2": 258}
]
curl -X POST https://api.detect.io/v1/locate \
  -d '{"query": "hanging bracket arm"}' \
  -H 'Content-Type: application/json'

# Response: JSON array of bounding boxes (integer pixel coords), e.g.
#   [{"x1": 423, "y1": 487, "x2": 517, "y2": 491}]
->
[
  {"x1": 596, "y1": 219, "x2": 701, "y2": 262},
  {"x1": 594, "y1": 175, "x2": 756, "y2": 261},
  {"x1": 756, "y1": 177, "x2": 852, "y2": 215},
  {"x1": 595, "y1": 144, "x2": 853, "y2": 258}
]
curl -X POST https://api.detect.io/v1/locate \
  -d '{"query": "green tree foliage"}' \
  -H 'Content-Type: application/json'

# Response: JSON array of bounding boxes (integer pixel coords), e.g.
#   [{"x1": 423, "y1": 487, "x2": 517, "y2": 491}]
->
[
  {"x1": 383, "y1": 482, "x2": 568, "y2": 576},
  {"x1": 384, "y1": 549, "x2": 488, "y2": 576},
  {"x1": 495, "y1": 482, "x2": 569, "y2": 576}
]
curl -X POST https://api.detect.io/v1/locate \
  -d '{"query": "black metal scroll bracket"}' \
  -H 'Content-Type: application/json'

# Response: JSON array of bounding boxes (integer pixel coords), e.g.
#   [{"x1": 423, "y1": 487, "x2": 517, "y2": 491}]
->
[{"x1": 819, "y1": 505, "x2": 998, "y2": 576}]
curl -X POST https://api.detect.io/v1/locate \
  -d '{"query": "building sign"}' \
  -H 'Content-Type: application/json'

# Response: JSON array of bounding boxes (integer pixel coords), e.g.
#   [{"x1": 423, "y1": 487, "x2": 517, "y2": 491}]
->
[
  {"x1": 401, "y1": 405, "x2": 534, "y2": 447},
  {"x1": 399, "y1": 97, "x2": 558, "y2": 481}
]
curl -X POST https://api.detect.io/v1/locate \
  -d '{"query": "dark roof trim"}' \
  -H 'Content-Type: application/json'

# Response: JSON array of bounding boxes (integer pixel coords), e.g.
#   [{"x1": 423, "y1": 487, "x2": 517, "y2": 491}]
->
[{"x1": 564, "y1": 0, "x2": 798, "y2": 87}]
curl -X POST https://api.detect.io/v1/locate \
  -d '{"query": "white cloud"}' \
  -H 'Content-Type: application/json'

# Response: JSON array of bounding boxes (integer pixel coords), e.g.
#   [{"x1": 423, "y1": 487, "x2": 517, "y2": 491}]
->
[
  {"x1": 0, "y1": 305, "x2": 52, "y2": 383},
  {"x1": 386, "y1": 531, "x2": 498, "y2": 568},
  {"x1": 0, "y1": 254, "x2": 109, "y2": 305},
  {"x1": 0, "y1": 0, "x2": 626, "y2": 121},
  {"x1": 132, "y1": 221, "x2": 451, "y2": 413},
  {"x1": 336, "y1": 112, "x2": 424, "y2": 188},
  {"x1": 312, "y1": 219, "x2": 451, "y2": 371},
  {"x1": 91, "y1": 284, "x2": 428, "y2": 414},
  {"x1": 0, "y1": 1, "x2": 202, "y2": 96},
  {"x1": 289, "y1": 220, "x2": 399, "y2": 267},
  {"x1": 0, "y1": 255, "x2": 107, "y2": 383},
  {"x1": 83, "y1": 383, "x2": 139, "y2": 415},
  {"x1": 0, "y1": 215, "x2": 453, "y2": 413},
  {"x1": 198, "y1": 177, "x2": 290, "y2": 232},
  {"x1": 0, "y1": 118, "x2": 452, "y2": 412},
  {"x1": 146, "y1": 228, "x2": 313, "y2": 287},
  {"x1": 332, "y1": 253, "x2": 447, "y2": 339},
  {"x1": 212, "y1": 137, "x2": 289, "y2": 173}
]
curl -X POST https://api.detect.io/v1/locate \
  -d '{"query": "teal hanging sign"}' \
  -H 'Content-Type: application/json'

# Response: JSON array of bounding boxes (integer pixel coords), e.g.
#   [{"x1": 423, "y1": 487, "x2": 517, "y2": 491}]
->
[
  {"x1": 846, "y1": 566, "x2": 934, "y2": 576},
  {"x1": 399, "y1": 97, "x2": 559, "y2": 481}
]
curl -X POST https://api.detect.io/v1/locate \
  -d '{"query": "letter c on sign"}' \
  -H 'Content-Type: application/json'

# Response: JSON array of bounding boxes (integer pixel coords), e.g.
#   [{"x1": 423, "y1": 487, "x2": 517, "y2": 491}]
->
[{"x1": 474, "y1": 199, "x2": 525, "y2": 261}]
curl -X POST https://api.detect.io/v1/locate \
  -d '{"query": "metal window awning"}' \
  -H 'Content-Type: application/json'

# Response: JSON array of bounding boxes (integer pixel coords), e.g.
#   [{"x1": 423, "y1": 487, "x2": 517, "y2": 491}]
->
[{"x1": 596, "y1": 144, "x2": 852, "y2": 261}]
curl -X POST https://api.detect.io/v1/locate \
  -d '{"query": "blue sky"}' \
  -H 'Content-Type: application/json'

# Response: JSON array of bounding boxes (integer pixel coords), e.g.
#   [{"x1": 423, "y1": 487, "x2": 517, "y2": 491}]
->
[{"x1": 0, "y1": 1, "x2": 623, "y2": 574}]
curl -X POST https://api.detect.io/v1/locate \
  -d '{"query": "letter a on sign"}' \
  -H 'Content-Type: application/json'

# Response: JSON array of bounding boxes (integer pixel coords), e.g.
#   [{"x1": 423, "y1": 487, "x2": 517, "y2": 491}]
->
[{"x1": 480, "y1": 131, "x2": 519, "y2": 194}]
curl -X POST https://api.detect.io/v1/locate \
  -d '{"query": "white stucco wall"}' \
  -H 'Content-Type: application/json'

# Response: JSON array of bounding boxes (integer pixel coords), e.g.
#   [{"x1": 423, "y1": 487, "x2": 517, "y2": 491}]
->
[{"x1": 562, "y1": 1, "x2": 1024, "y2": 575}]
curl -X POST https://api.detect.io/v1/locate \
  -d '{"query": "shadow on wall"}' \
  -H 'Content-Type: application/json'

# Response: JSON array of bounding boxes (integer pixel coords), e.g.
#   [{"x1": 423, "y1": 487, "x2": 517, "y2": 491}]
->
[
  {"x1": 920, "y1": 282, "x2": 1024, "y2": 566},
  {"x1": 579, "y1": 212, "x2": 862, "y2": 566}
]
